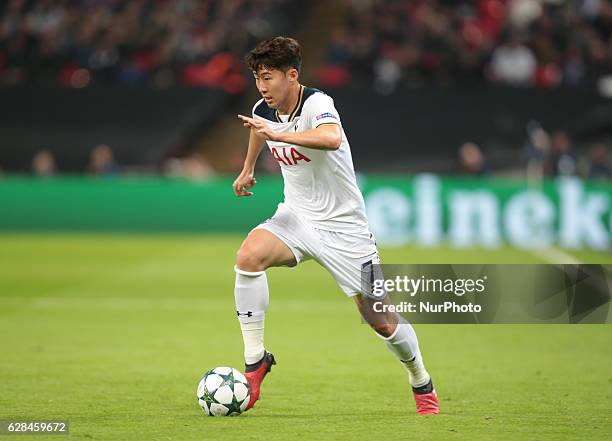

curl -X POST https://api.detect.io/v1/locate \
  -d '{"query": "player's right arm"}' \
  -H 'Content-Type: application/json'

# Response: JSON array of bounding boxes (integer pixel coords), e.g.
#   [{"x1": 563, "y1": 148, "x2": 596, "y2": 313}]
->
[{"x1": 233, "y1": 127, "x2": 265, "y2": 197}]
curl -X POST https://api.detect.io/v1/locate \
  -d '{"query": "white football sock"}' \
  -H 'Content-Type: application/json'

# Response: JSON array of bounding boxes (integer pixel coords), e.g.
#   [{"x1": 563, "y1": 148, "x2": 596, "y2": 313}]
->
[
  {"x1": 378, "y1": 323, "x2": 431, "y2": 388},
  {"x1": 239, "y1": 321, "x2": 265, "y2": 365},
  {"x1": 234, "y1": 266, "x2": 269, "y2": 364}
]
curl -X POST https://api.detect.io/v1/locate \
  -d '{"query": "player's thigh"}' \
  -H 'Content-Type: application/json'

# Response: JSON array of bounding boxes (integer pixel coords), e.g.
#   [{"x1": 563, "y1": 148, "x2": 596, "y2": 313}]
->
[
  {"x1": 236, "y1": 228, "x2": 297, "y2": 271},
  {"x1": 316, "y1": 230, "x2": 379, "y2": 296}
]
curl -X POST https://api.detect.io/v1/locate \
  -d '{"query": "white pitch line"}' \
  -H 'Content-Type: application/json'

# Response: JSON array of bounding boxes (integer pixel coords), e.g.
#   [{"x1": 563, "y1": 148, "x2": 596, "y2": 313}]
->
[{"x1": 532, "y1": 247, "x2": 581, "y2": 265}]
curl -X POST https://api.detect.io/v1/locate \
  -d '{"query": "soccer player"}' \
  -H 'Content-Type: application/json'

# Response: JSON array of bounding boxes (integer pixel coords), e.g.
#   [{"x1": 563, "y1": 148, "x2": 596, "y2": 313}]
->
[{"x1": 232, "y1": 36, "x2": 440, "y2": 415}]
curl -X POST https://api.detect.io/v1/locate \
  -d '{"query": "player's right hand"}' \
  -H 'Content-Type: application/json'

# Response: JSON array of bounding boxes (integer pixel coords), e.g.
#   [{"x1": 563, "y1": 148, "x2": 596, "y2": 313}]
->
[{"x1": 233, "y1": 170, "x2": 257, "y2": 197}]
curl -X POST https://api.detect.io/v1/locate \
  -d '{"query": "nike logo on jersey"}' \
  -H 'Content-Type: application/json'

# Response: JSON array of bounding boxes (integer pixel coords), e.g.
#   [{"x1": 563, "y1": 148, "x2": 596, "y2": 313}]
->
[{"x1": 271, "y1": 146, "x2": 311, "y2": 166}]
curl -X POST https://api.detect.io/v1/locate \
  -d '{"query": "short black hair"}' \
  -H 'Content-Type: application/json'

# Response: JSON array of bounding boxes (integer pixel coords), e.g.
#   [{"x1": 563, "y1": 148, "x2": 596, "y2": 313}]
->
[{"x1": 245, "y1": 36, "x2": 302, "y2": 73}]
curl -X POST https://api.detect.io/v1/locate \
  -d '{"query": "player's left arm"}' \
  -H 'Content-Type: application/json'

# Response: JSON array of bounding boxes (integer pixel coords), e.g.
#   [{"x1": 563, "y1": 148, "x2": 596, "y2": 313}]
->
[{"x1": 238, "y1": 115, "x2": 342, "y2": 151}]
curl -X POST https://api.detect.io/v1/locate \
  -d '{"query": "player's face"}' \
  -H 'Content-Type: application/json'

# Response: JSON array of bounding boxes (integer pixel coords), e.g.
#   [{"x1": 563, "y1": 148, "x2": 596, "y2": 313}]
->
[{"x1": 253, "y1": 67, "x2": 297, "y2": 109}]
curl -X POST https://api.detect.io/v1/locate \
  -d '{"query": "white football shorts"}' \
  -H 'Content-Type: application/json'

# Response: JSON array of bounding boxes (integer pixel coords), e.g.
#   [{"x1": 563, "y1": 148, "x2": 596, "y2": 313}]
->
[{"x1": 253, "y1": 202, "x2": 380, "y2": 296}]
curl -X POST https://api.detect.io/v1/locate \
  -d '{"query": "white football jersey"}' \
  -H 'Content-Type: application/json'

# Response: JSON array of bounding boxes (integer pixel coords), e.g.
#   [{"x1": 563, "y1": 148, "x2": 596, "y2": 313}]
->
[{"x1": 252, "y1": 85, "x2": 369, "y2": 233}]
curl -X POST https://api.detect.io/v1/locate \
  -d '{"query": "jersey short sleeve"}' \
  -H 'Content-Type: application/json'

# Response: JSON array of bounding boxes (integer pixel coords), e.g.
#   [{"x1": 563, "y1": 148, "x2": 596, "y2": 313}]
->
[{"x1": 302, "y1": 93, "x2": 341, "y2": 129}]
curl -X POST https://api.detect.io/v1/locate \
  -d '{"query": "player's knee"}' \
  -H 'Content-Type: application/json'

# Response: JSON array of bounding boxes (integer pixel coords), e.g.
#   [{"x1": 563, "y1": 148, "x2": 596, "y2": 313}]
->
[
  {"x1": 371, "y1": 322, "x2": 396, "y2": 338},
  {"x1": 235, "y1": 245, "x2": 267, "y2": 272}
]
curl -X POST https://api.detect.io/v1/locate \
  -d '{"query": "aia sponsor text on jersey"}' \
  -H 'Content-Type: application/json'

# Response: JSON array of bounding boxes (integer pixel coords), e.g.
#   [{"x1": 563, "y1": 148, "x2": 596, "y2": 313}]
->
[{"x1": 270, "y1": 146, "x2": 311, "y2": 166}]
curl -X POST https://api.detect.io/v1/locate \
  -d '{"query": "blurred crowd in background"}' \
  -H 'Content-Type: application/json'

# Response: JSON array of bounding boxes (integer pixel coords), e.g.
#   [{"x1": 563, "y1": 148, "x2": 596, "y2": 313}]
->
[
  {"x1": 10, "y1": 130, "x2": 610, "y2": 180},
  {"x1": 2, "y1": 0, "x2": 611, "y2": 91},
  {"x1": 458, "y1": 128, "x2": 611, "y2": 179},
  {"x1": 318, "y1": 0, "x2": 612, "y2": 92},
  {"x1": 0, "y1": 0, "x2": 610, "y2": 180},
  {"x1": 0, "y1": 0, "x2": 298, "y2": 91},
  {"x1": 20, "y1": 144, "x2": 217, "y2": 178}
]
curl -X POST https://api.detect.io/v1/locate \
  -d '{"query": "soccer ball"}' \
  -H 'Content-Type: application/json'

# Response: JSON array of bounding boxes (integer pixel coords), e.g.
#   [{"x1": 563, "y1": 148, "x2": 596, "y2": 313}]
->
[{"x1": 197, "y1": 367, "x2": 251, "y2": 416}]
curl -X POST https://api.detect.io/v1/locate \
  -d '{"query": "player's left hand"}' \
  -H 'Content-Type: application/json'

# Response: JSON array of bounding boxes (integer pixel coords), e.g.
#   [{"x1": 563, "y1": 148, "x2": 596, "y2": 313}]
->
[{"x1": 238, "y1": 114, "x2": 280, "y2": 141}]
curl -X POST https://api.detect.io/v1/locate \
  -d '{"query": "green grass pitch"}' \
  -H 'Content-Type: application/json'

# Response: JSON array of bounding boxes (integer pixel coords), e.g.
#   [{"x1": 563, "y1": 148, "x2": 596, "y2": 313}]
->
[{"x1": 0, "y1": 234, "x2": 610, "y2": 440}]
